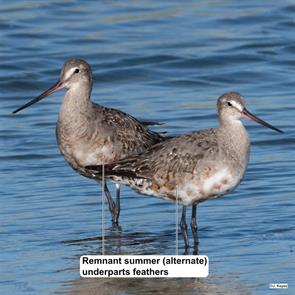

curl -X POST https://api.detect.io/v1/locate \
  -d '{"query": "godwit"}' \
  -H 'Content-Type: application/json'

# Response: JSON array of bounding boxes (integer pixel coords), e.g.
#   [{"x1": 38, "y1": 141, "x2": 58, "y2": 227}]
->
[
  {"x1": 12, "y1": 58, "x2": 165, "y2": 226},
  {"x1": 86, "y1": 92, "x2": 283, "y2": 252}
]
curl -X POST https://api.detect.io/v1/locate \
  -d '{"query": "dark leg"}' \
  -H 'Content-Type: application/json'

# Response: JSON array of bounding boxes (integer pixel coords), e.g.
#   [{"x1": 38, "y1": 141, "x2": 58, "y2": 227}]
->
[
  {"x1": 190, "y1": 204, "x2": 199, "y2": 255},
  {"x1": 103, "y1": 183, "x2": 121, "y2": 227},
  {"x1": 113, "y1": 183, "x2": 120, "y2": 226},
  {"x1": 103, "y1": 183, "x2": 116, "y2": 224},
  {"x1": 180, "y1": 205, "x2": 189, "y2": 253}
]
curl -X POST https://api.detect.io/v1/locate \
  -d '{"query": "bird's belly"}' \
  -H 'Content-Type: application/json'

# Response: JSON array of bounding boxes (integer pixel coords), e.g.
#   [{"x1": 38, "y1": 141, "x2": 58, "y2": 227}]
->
[
  {"x1": 162, "y1": 168, "x2": 241, "y2": 205},
  {"x1": 195, "y1": 168, "x2": 241, "y2": 203},
  {"x1": 116, "y1": 167, "x2": 242, "y2": 206},
  {"x1": 58, "y1": 140, "x2": 118, "y2": 172}
]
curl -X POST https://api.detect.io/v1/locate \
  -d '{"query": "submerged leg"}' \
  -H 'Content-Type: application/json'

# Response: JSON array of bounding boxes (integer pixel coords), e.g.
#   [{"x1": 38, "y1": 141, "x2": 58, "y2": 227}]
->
[
  {"x1": 113, "y1": 183, "x2": 121, "y2": 225},
  {"x1": 180, "y1": 205, "x2": 189, "y2": 253},
  {"x1": 103, "y1": 183, "x2": 121, "y2": 227},
  {"x1": 190, "y1": 204, "x2": 199, "y2": 255},
  {"x1": 103, "y1": 183, "x2": 116, "y2": 223}
]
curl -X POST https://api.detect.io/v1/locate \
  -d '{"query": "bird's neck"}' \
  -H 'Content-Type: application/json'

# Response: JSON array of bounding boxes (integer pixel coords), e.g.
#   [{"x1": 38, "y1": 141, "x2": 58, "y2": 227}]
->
[
  {"x1": 218, "y1": 119, "x2": 250, "y2": 168},
  {"x1": 59, "y1": 83, "x2": 92, "y2": 116},
  {"x1": 58, "y1": 83, "x2": 94, "y2": 131}
]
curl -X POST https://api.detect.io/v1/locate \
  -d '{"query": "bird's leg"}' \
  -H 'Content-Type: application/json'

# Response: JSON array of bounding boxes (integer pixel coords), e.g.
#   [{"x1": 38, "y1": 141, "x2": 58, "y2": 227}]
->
[
  {"x1": 103, "y1": 183, "x2": 116, "y2": 224},
  {"x1": 113, "y1": 183, "x2": 121, "y2": 226},
  {"x1": 191, "y1": 204, "x2": 199, "y2": 255},
  {"x1": 191, "y1": 204, "x2": 198, "y2": 240},
  {"x1": 180, "y1": 205, "x2": 189, "y2": 253}
]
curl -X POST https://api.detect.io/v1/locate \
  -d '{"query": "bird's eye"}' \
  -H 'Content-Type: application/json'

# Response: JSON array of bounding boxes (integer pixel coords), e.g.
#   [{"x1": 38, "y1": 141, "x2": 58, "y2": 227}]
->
[
  {"x1": 227, "y1": 102, "x2": 232, "y2": 107},
  {"x1": 74, "y1": 68, "x2": 80, "y2": 74}
]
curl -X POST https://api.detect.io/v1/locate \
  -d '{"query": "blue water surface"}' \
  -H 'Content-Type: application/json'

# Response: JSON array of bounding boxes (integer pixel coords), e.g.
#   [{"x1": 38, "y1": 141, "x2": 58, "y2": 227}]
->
[{"x1": 0, "y1": 1, "x2": 294, "y2": 294}]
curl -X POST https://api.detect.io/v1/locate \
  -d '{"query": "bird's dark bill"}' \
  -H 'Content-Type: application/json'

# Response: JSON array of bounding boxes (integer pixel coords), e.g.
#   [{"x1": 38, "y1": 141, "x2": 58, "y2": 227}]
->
[
  {"x1": 242, "y1": 108, "x2": 283, "y2": 133},
  {"x1": 12, "y1": 80, "x2": 64, "y2": 114}
]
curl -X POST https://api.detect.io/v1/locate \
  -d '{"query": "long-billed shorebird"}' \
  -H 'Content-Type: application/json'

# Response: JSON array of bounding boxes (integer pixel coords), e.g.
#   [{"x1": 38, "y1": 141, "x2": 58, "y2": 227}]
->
[
  {"x1": 86, "y1": 92, "x2": 283, "y2": 252},
  {"x1": 12, "y1": 58, "x2": 165, "y2": 226}
]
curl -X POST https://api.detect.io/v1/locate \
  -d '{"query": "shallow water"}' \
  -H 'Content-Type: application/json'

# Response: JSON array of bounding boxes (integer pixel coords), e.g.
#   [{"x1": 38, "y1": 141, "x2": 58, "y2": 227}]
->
[{"x1": 1, "y1": 1, "x2": 294, "y2": 294}]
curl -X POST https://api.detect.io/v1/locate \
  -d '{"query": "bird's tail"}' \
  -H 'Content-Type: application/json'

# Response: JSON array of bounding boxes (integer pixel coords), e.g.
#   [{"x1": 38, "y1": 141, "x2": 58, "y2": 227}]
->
[
  {"x1": 86, "y1": 164, "x2": 149, "y2": 194},
  {"x1": 140, "y1": 120, "x2": 164, "y2": 126},
  {"x1": 86, "y1": 164, "x2": 139, "y2": 180}
]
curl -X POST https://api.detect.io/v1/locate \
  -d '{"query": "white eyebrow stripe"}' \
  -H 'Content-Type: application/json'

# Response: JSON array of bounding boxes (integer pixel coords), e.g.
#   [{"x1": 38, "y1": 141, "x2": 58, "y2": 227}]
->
[
  {"x1": 230, "y1": 100, "x2": 243, "y2": 111},
  {"x1": 64, "y1": 67, "x2": 76, "y2": 80}
]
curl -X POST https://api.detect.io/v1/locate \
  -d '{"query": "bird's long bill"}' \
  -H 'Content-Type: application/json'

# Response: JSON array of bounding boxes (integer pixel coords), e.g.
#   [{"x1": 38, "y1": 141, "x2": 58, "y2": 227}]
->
[
  {"x1": 242, "y1": 108, "x2": 283, "y2": 133},
  {"x1": 12, "y1": 80, "x2": 64, "y2": 114}
]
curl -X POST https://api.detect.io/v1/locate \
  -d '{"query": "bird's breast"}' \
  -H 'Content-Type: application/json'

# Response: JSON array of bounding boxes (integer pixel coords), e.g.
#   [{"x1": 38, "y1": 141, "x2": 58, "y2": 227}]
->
[{"x1": 57, "y1": 134, "x2": 119, "y2": 169}]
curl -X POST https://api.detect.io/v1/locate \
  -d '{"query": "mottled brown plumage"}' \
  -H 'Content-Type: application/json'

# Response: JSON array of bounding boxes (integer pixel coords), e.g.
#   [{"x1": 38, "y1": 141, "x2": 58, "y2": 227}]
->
[
  {"x1": 86, "y1": 92, "x2": 283, "y2": 251},
  {"x1": 12, "y1": 58, "x2": 165, "y2": 225}
]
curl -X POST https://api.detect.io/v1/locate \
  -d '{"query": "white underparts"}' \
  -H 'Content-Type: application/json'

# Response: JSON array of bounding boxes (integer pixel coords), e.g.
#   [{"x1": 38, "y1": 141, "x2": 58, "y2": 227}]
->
[{"x1": 111, "y1": 167, "x2": 241, "y2": 206}]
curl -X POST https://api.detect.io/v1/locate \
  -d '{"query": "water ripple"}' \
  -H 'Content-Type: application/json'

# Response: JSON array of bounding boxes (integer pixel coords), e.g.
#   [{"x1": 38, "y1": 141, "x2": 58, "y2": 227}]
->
[{"x1": 0, "y1": 1, "x2": 294, "y2": 295}]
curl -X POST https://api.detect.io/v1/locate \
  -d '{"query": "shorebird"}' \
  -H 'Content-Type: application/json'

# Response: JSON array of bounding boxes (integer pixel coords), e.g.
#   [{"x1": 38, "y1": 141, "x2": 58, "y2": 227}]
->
[
  {"x1": 86, "y1": 92, "x2": 283, "y2": 252},
  {"x1": 12, "y1": 58, "x2": 165, "y2": 226}
]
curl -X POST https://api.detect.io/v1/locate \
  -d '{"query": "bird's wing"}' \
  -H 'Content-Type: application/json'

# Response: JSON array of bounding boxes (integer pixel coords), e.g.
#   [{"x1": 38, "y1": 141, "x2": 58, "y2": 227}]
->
[
  {"x1": 87, "y1": 128, "x2": 220, "y2": 180},
  {"x1": 91, "y1": 103, "x2": 166, "y2": 156}
]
